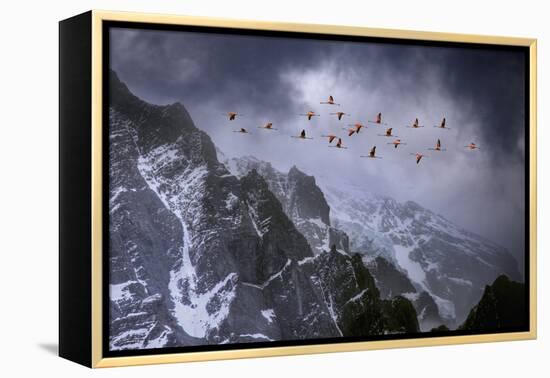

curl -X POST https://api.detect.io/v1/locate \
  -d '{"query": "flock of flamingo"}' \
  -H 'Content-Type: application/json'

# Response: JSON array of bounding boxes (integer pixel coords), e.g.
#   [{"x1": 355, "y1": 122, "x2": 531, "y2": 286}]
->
[{"x1": 226, "y1": 95, "x2": 480, "y2": 165}]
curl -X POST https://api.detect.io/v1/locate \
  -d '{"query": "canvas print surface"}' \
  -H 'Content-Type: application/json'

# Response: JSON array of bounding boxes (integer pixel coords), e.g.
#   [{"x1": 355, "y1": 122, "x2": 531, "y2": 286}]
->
[{"x1": 107, "y1": 26, "x2": 528, "y2": 352}]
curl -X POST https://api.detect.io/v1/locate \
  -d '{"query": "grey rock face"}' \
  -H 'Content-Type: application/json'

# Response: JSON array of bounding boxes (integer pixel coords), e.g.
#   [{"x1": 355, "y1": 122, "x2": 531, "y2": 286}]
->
[
  {"x1": 299, "y1": 249, "x2": 385, "y2": 337},
  {"x1": 365, "y1": 256, "x2": 416, "y2": 299},
  {"x1": 412, "y1": 291, "x2": 445, "y2": 331},
  {"x1": 366, "y1": 256, "x2": 444, "y2": 330},
  {"x1": 224, "y1": 156, "x2": 349, "y2": 255},
  {"x1": 108, "y1": 71, "x2": 403, "y2": 350}
]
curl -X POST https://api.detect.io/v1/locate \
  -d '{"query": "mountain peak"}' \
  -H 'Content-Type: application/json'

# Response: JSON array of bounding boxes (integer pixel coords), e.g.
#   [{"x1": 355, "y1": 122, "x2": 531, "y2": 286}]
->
[{"x1": 288, "y1": 165, "x2": 307, "y2": 179}]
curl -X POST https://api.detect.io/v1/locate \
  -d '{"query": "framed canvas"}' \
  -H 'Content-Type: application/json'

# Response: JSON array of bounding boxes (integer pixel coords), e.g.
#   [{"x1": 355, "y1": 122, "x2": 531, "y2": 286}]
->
[{"x1": 59, "y1": 10, "x2": 537, "y2": 368}]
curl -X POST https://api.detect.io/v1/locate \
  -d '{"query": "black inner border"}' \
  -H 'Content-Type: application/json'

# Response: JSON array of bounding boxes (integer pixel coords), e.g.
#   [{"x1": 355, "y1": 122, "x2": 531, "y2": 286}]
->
[{"x1": 102, "y1": 20, "x2": 531, "y2": 359}]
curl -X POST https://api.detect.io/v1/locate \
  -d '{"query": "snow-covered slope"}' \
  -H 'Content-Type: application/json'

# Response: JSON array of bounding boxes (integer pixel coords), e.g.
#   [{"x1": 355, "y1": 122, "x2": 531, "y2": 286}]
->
[{"x1": 319, "y1": 181, "x2": 521, "y2": 325}]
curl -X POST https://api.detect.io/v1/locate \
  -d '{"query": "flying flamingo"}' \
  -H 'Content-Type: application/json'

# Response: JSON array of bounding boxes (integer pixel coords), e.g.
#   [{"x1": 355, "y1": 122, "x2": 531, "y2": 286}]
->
[
  {"x1": 299, "y1": 111, "x2": 320, "y2": 120},
  {"x1": 225, "y1": 112, "x2": 243, "y2": 121},
  {"x1": 291, "y1": 129, "x2": 313, "y2": 140},
  {"x1": 360, "y1": 146, "x2": 382, "y2": 159},
  {"x1": 368, "y1": 112, "x2": 386, "y2": 125},
  {"x1": 320, "y1": 95, "x2": 340, "y2": 106},
  {"x1": 330, "y1": 111, "x2": 349, "y2": 120},
  {"x1": 258, "y1": 122, "x2": 278, "y2": 131},
  {"x1": 345, "y1": 123, "x2": 364, "y2": 136},
  {"x1": 233, "y1": 128, "x2": 249, "y2": 134},
  {"x1": 410, "y1": 152, "x2": 427, "y2": 164},
  {"x1": 321, "y1": 134, "x2": 338, "y2": 144},
  {"x1": 329, "y1": 138, "x2": 347, "y2": 149},
  {"x1": 428, "y1": 138, "x2": 446, "y2": 151},
  {"x1": 378, "y1": 127, "x2": 397, "y2": 137},
  {"x1": 406, "y1": 118, "x2": 424, "y2": 128},
  {"x1": 434, "y1": 117, "x2": 450, "y2": 130},
  {"x1": 465, "y1": 142, "x2": 480, "y2": 150},
  {"x1": 387, "y1": 139, "x2": 406, "y2": 149}
]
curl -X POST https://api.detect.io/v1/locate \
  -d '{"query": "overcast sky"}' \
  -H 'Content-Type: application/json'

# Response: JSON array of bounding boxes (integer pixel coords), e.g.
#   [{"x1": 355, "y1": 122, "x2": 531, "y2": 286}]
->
[{"x1": 109, "y1": 27, "x2": 527, "y2": 271}]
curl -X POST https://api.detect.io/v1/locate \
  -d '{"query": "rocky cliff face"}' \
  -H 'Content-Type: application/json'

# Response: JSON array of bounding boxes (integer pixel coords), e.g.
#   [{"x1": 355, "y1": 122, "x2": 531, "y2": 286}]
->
[
  {"x1": 366, "y1": 256, "x2": 416, "y2": 299},
  {"x1": 224, "y1": 156, "x2": 349, "y2": 255},
  {"x1": 365, "y1": 256, "x2": 443, "y2": 331},
  {"x1": 108, "y1": 71, "x2": 417, "y2": 351}
]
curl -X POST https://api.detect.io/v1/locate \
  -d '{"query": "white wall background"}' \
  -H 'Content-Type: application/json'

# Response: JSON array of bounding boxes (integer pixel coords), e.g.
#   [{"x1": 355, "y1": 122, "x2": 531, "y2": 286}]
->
[{"x1": 0, "y1": 0, "x2": 547, "y2": 375}]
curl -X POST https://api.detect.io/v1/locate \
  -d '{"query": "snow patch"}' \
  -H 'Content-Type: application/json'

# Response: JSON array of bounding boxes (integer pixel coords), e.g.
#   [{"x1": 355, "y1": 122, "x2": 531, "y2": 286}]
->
[
  {"x1": 145, "y1": 326, "x2": 172, "y2": 349},
  {"x1": 402, "y1": 292, "x2": 420, "y2": 302},
  {"x1": 298, "y1": 256, "x2": 315, "y2": 266},
  {"x1": 169, "y1": 271, "x2": 237, "y2": 338},
  {"x1": 448, "y1": 277, "x2": 473, "y2": 287},
  {"x1": 136, "y1": 141, "x2": 238, "y2": 339},
  {"x1": 431, "y1": 294, "x2": 456, "y2": 320},
  {"x1": 242, "y1": 259, "x2": 291, "y2": 290},
  {"x1": 110, "y1": 281, "x2": 138, "y2": 302},
  {"x1": 345, "y1": 289, "x2": 368, "y2": 305},
  {"x1": 225, "y1": 192, "x2": 239, "y2": 210},
  {"x1": 261, "y1": 309, "x2": 276, "y2": 324},
  {"x1": 393, "y1": 245, "x2": 427, "y2": 290},
  {"x1": 240, "y1": 333, "x2": 274, "y2": 341}
]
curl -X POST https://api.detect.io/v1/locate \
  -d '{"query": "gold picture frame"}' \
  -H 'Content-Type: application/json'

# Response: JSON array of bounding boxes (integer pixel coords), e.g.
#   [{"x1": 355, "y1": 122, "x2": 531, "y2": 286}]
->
[{"x1": 59, "y1": 10, "x2": 537, "y2": 368}]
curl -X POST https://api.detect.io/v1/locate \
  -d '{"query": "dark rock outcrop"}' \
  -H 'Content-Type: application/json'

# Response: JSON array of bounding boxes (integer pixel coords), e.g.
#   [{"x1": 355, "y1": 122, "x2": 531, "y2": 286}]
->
[
  {"x1": 381, "y1": 296, "x2": 420, "y2": 334},
  {"x1": 366, "y1": 256, "x2": 416, "y2": 299},
  {"x1": 460, "y1": 275, "x2": 527, "y2": 331},
  {"x1": 223, "y1": 156, "x2": 349, "y2": 255}
]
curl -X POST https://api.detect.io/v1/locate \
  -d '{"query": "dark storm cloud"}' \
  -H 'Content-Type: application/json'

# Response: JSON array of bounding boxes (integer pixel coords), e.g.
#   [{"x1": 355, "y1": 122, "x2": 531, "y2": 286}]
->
[
  {"x1": 429, "y1": 46, "x2": 526, "y2": 162},
  {"x1": 110, "y1": 28, "x2": 333, "y2": 114},
  {"x1": 109, "y1": 27, "x2": 527, "y2": 272},
  {"x1": 111, "y1": 28, "x2": 526, "y2": 163}
]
